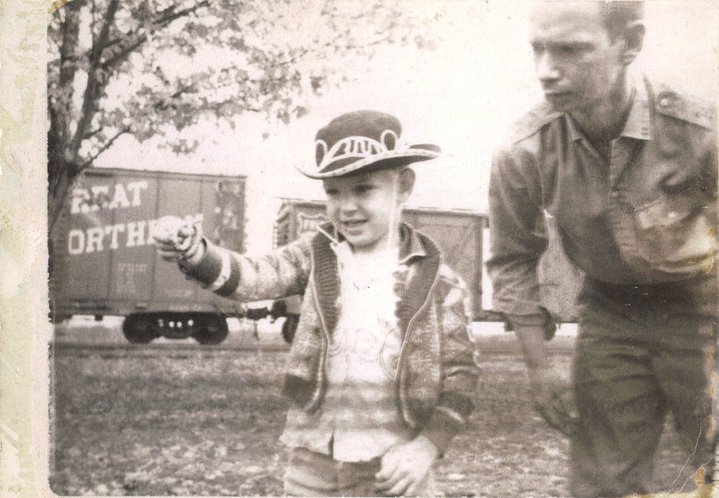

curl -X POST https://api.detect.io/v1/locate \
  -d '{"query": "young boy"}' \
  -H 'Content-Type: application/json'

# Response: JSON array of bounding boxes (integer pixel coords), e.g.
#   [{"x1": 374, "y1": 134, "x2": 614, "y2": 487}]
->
[{"x1": 152, "y1": 111, "x2": 479, "y2": 497}]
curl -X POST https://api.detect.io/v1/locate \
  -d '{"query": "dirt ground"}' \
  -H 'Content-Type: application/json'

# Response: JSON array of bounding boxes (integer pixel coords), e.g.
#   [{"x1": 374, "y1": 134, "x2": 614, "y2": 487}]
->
[{"x1": 49, "y1": 321, "x2": 703, "y2": 497}]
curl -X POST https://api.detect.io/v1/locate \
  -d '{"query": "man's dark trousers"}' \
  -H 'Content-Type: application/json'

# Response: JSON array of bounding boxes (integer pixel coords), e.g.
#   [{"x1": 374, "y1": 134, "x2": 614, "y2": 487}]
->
[{"x1": 570, "y1": 272, "x2": 717, "y2": 497}]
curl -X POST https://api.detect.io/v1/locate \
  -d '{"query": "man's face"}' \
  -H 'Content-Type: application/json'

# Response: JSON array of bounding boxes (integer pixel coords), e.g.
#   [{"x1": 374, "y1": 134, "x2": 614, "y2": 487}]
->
[
  {"x1": 323, "y1": 169, "x2": 410, "y2": 251},
  {"x1": 529, "y1": 2, "x2": 626, "y2": 114}
]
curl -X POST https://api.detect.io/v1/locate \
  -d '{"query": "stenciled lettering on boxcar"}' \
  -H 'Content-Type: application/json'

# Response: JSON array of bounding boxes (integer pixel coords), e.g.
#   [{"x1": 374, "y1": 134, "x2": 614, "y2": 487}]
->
[
  {"x1": 297, "y1": 212, "x2": 328, "y2": 236},
  {"x1": 115, "y1": 262, "x2": 148, "y2": 296},
  {"x1": 69, "y1": 181, "x2": 148, "y2": 214},
  {"x1": 66, "y1": 180, "x2": 204, "y2": 255}
]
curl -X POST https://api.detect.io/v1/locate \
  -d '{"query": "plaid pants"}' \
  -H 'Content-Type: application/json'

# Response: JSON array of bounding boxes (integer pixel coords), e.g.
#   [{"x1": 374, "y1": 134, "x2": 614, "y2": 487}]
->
[
  {"x1": 569, "y1": 275, "x2": 718, "y2": 497},
  {"x1": 283, "y1": 447, "x2": 437, "y2": 497}
]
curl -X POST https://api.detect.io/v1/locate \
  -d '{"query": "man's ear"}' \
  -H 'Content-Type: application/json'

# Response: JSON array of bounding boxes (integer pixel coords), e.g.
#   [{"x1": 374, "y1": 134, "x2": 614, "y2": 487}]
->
[
  {"x1": 620, "y1": 21, "x2": 645, "y2": 65},
  {"x1": 397, "y1": 167, "x2": 416, "y2": 203}
]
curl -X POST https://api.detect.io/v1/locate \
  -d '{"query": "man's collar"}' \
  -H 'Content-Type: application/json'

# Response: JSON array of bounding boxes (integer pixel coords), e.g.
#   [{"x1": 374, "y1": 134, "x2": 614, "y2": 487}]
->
[
  {"x1": 566, "y1": 114, "x2": 585, "y2": 142},
  {"x1": 620, "y1": 76, "x2": 651, "y2": 140},
  {"x1": 566, "y1": 75, "x2": 651, "y2": 142}
]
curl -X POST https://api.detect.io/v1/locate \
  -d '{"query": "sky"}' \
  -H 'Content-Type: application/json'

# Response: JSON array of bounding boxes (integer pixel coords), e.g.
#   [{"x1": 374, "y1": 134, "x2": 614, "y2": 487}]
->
[{"x1": 97, "y1": 0, "x2": 719, "y2": 254}]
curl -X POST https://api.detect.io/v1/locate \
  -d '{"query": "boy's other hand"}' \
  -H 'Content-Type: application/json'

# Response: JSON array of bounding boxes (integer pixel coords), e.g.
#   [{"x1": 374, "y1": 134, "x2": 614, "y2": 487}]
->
[
  {"x1": 151, "y1": 215, "x2": 203, "y2": 263},
  {"x1": 375, "y1": 435, "x2": 438, "y2": 496}
]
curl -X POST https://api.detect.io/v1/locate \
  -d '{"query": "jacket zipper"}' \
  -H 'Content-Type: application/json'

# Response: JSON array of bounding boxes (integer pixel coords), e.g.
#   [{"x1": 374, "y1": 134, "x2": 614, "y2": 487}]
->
[
  {"x1": 394, "y1": 258, "x2": 442, "y2": 428},
  {"x1": 307, "y1": 248, "x2": 331, "y2": 412}
]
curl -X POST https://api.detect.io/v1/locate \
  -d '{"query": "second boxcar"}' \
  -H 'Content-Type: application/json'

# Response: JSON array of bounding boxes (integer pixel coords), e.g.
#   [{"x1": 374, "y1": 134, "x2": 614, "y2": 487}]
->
[{"x1": 271, "y1": 199, "x2": 584, "y2": 342}]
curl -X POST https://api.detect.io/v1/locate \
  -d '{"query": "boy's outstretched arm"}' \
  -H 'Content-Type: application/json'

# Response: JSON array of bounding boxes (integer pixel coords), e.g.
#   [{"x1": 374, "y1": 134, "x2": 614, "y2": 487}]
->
[{"x1": 152, "y1": 215, "x2": 311, "y2": 301}]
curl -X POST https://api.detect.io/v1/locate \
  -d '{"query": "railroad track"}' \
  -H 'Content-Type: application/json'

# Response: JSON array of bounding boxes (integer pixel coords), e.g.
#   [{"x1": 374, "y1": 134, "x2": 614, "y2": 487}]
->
[
  {"x1": 51, "y1": 341, "x2": 292, "y2": 355},
  {"x1": 52, "y1": 338, "x2": 575, "y2": 356}
]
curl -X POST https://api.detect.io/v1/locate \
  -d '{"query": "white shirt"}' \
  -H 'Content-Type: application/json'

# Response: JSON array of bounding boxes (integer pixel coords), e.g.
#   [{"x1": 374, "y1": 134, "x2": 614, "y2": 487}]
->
[{"x1": 280, "y1": 243, "x2": 413, "y2": 461}]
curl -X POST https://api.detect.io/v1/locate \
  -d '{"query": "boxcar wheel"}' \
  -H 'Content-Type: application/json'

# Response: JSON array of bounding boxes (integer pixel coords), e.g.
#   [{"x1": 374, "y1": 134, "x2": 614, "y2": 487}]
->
[
  {"x1": 122, "y1": 315, "x2": 157, "y2": 344},
  {"x1": 193, "y1": 316, "x2": 229, "y2": 345}
]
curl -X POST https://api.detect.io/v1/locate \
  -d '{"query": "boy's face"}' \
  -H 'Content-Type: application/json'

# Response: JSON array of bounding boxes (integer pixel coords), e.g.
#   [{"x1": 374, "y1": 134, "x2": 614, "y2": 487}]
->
[{"x1": 322, "y1": 168, "x2": 414, "y2": 252}]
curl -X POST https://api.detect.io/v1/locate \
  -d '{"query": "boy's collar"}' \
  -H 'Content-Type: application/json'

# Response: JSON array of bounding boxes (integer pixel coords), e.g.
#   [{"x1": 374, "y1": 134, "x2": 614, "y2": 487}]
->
[
  {"x1": 316, "y1": 221, "x2": 429, "y2": 264},
  {"x1": 398, "y1": 224, "x2": 428, "y2": 264}
]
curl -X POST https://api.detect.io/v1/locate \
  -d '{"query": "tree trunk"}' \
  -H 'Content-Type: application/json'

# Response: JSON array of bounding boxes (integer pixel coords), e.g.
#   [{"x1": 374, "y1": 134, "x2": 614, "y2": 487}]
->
[{"x1": 47, "y1": 158, "x2": 77, "y2": 243}]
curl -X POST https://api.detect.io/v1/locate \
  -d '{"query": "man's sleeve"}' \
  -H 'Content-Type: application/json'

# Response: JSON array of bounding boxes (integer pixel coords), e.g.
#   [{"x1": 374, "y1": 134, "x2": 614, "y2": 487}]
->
[
  {"x1": 179, "y1": 234, "x2": 312, "y2": 301},
  {"x1": 485, "y1": 145, "x2": 548, "y2": 321}
]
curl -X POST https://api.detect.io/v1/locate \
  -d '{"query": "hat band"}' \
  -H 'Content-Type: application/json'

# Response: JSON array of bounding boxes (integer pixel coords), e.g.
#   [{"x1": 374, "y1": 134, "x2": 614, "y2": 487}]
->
[{"x1": 316, "y1": 130, "x2": 403, "y2": 173}]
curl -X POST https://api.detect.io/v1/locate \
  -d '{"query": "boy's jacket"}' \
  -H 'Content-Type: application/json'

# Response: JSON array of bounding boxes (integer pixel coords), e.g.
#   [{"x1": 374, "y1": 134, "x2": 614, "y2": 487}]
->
[{"x1": 182, "y1": 222, "x2": 479, "y2": 454}]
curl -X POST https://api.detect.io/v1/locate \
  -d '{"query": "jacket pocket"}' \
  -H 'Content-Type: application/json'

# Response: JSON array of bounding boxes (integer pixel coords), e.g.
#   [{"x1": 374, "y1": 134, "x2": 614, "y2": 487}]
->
[{"x1": 633, "y1": 190, "x2": 717, "y2": 274}]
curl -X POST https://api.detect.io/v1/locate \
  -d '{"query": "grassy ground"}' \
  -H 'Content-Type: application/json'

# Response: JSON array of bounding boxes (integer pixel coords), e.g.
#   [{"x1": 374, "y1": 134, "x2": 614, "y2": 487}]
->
[{"x1": 49, "y1": 321, "x2": 703, "y2": 497}]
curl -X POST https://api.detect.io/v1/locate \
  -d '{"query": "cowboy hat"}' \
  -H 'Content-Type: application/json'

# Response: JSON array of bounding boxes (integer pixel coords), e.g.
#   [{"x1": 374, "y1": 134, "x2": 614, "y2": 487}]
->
[{"x1": 296, "y1": 110, "x2": 441, "y2": 179}]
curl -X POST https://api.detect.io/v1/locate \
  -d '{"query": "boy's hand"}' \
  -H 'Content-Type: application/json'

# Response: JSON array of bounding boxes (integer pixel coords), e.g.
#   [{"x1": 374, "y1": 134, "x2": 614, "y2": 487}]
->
[
  {"x1": 375, "y1": 435, "x2": 438, "y2": 496},
  {"x1": 151, "y1": 215, "x2": 204, "y2": 263}
]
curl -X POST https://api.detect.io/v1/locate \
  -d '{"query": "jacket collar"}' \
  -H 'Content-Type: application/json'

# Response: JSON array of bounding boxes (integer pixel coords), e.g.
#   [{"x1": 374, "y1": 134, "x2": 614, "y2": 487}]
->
[
  {"x1": 311, "y1": 222, "x2": 440, "y2": 337},
  {"x1": 395, "y1": 225, "x2": 441, "y2": 339},
  {"x1": 399, "y1": 223, "x2": 429, "y2": 264}
]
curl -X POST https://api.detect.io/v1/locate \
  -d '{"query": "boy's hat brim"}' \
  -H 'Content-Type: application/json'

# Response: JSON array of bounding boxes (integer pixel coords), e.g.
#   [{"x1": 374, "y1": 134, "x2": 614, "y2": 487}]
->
[
  {"x1": 296, "y1": 143, "x2": 441, "y2": 179},
  {"x1": 296, "y1": 110, "x2": 441, "y2": 179}
]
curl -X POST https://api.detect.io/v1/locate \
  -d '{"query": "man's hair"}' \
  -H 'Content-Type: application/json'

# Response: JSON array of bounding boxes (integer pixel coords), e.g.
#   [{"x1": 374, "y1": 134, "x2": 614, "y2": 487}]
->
[{"x1": 599, "y1": 1, "x2": 645, "y2": 40}]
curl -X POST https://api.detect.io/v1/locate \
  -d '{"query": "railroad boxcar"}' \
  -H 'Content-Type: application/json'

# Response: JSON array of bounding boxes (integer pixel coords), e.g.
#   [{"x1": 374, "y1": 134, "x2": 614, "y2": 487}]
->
[
  {"x1": 49, "y1": 168, "x2": 247, "y2": 344},
  {"x1": 270, "y1": 199, "x2": 583, "y2": 342}
]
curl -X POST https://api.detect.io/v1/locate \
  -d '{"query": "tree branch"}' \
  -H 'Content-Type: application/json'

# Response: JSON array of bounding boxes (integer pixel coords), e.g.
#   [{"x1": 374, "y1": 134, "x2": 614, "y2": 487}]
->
[
  {"x1": 101, "y1": 35, "x2": 145, "y2": 70},
  {"x1": 83, "y1": 127, "x2": 103, "y2": 140},
  {"x1": 69, "y1": 0, "x2": 120, "y2": 161},
  {"x1": 79, "y1": 127, "x2": 130, "y2": 169},
  {"x1": 271, "y1": 32, "x2": 391, "y2": 69},
  {"x1": 101, "y1": 0, "x2": 210, "y2": 70},
  {"x1": 103, "y1": 0, "x2": 192, "y2": 50}
]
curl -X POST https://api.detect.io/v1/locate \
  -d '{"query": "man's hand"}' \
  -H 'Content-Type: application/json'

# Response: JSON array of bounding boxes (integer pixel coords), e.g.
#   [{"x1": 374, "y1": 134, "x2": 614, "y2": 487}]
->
[
  {"x1": 513, "y1": 322, "x2": 578, "y2": 437},
  {"x1": 375, "y1": 436, "x2": 438, "y2": 496},
  {"x1": 151, "y1": 215, "x2": 203, "y2": 263},
  {"x1": 528, "y1": 362, "x2": 579, "y2": 437}
]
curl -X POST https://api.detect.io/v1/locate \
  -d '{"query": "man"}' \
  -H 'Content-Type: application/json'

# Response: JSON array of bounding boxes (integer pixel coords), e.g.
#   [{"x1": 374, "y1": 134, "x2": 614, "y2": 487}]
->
[{"x1": 487, "y1": 2, "x2": 717, "y2": 496}]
